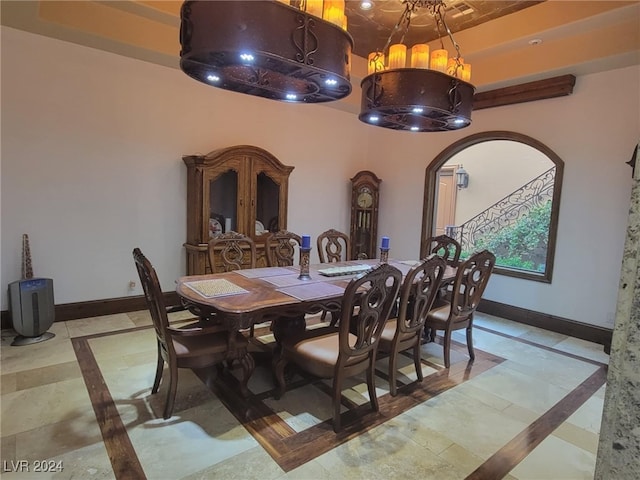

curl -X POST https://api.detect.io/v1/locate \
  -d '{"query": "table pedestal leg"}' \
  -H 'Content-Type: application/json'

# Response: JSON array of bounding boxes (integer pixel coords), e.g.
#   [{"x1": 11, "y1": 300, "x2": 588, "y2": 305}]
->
[{"x1": 271, "y1": 314, "x2": 306, "y2": 344}]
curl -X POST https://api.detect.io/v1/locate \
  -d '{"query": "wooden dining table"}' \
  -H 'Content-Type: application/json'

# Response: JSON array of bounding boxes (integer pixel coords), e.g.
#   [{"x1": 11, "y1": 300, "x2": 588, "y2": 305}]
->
[{"x1": 176, "y1": 258, "x2": 456, "y2": 342}]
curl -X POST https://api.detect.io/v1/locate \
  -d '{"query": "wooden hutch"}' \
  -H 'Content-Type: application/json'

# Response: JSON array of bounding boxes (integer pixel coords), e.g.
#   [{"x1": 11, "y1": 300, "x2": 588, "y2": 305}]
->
[{"x1": 183, "y1": 145, "x2": 294, "y2": 274}]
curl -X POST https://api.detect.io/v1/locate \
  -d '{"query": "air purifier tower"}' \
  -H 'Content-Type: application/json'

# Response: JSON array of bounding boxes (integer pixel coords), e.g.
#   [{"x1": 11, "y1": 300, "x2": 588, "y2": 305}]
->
[{"x1": 8, "y1": 234, "x2": 55, "y2": 346}]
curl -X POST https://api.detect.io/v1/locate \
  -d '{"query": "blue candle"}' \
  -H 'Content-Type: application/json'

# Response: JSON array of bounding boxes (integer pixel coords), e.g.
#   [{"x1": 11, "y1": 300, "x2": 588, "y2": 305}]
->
[
  {"x1": 302, "y1": 234, "x2": 311, "y2": 249},
  {"x1": 381, "y1": 236, "x2": 390, "y2": 249}
]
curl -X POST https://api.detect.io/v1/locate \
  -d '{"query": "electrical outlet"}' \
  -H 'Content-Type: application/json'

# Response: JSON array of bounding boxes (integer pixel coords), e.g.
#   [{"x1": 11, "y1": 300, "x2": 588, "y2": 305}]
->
[{"x1": 128, "y1": 280, "x2": 136, "y2": 290}]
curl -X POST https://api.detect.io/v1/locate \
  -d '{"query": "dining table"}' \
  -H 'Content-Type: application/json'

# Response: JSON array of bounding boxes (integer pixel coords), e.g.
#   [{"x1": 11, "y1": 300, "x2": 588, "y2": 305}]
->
[{"x1": 176, "y1": 258, "x2": 456, "y2": 344}]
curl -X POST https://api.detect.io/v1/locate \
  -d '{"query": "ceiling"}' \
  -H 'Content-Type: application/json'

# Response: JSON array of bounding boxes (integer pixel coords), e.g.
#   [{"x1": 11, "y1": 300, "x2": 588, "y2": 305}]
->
[
  {"x1": 344, "y1": 0, "x2": 544, "y2": 58},
  {"x1": 2, "y1": 1, "x2": 638, "y2": 112}
]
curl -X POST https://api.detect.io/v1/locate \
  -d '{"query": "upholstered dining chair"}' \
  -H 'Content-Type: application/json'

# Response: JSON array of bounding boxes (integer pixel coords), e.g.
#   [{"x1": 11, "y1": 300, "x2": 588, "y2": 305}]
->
[
  {"x1": 133, "y1": 248, "x2": 254, "y2": 419},
  {"x1": 424, "y1": 249, "x2": 496, "y2": 368},
  {"x1": 425, "y1": 234, "x2": 462, "y2": 265},
  {"x1": 265, "y1": 230, "x2": 302, "y2": 267},
  {"x1": 317, "y1": 228, "x2": 351, "y2": 263},
  {"x1": 208, "y1": 231, "x2": 256, "y2": 273},
  {"x1": 378, "y1": 255, "x2": 446, "y2": 396},
  {"x1": 274, "y1": 263, "x2": 402, "y2": 432}
]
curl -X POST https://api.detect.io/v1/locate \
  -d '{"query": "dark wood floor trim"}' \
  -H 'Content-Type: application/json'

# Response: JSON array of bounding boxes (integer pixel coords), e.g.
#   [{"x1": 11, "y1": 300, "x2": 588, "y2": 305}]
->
[
  {"x1": 466, "y1": 366, "x2": 608, "y2": 480},
  {"x1": 474, "y1": 324, "x2": 608, "y2": 367},
  {"x1": 477, "y1": 298, "x2": 612, "y2": 351},
  {"x1": 71, "y1": 337, "x2": 146, "y2": 480}
]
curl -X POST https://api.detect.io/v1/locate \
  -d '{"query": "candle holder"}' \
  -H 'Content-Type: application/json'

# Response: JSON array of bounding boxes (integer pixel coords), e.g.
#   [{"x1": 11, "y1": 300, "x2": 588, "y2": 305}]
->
[
  {"x1": 298, "y1": 247, "x2": 311, "y2": 280},
  {"x1": 380, "y1": 247, "x2": 389, "y2": 263}
]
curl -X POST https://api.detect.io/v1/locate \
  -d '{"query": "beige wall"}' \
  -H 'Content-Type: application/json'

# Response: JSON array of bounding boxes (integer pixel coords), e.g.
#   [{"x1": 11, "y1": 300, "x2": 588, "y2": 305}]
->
[
  {"x1": 2, "y1": 26, "x2": 639, "y2": 329},
  {"x1": 443, "y1": 141, "x2": 552, "y2": 225}
]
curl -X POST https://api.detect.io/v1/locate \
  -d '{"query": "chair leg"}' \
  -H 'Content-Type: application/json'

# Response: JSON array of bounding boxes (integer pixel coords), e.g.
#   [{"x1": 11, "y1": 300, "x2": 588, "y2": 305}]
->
[
  {"x1": 429, "y1": 327, "x2": 436, "y2": 343},
  {"x1": 443, "y1": 329, "x2": 452, "y2": 369},
  {"x1": 466, "y1": 326, "x2": 475, "y2": 362},
  {"x1": 388, "y1": 349, "x2": 398, "y2": 397},
  {"x1": 413, "y1": 343, "x2": 424, "y2": 383},
  {"x1": 152, "y1": 343, "x2": 164, "y2": 394},
  {"x1": 332, "y1": 375, "x2": 344, "y2": 433},
  {"x1": 238, "y1": 352, "x2": 255, "y2": 398},
  {"x1": 367, "y1": 358, "x2": 379, "y2": 413},
  {"x1": 163, "y1": 362, "x2": 178, "y2": 419}
]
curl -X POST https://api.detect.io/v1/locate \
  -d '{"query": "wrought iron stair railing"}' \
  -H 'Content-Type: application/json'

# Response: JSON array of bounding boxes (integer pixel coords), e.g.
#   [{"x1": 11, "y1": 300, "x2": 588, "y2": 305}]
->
[{"x1": 446, "y1": 166, "x2": 556, "y2": 254}]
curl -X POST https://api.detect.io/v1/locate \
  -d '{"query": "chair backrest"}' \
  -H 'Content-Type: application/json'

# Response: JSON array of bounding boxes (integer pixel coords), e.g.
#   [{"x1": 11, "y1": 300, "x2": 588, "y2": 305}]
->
[
  {"x1": 426, "y1": 235, "x2": 462, "y2": 265},
  {"x1": 317, "y1": 228, "x2": 351, "y2": 263},
  {"x1": 337, "y1": 263, "x2": 402, "y2": 365},
  {"x1": 208, "y1": 231, "x2": 257, "y2": 273},
  {"x1": 132, "y1": 248, "x2": 174, "y2": 356},
  {"x1": 396, "y1": 255, "x2": 447, "y2": 337},
  {"x1": 449, "y1": 249, "x2": 496, "y2": 321},
  {"x1": 265, "y1": 230, "x2": 302, "y2": 267}
]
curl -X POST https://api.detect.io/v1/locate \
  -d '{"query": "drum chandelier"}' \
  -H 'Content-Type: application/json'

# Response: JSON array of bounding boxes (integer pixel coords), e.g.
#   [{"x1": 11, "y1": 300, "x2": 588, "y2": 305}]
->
[
  {"x1": 179, "y1": 1, "x2": 353, "y2": 103},
  {"x1": 359, "y1": 0, "x2": 475, "y2": 132}
]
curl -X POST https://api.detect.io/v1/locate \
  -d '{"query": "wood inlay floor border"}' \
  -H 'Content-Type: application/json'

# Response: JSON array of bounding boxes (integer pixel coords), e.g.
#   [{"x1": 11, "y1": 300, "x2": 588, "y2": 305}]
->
[
  {"x1": 71, "y1": 337, "x2": 147, "y2": 480},
  {"x1": 71, "y1": 320, "x2": 608, "y2": 478},
  {"x1": 466, "y1": 366, "x2": 608, "y2": 480}
]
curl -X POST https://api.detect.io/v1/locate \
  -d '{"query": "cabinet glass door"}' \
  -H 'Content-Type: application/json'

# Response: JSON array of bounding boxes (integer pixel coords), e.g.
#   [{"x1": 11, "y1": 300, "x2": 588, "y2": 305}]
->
[
  {"x1": 209, "y1": 170, "x2": 238, "y2": 237},
  {"x1": 256, "y1": 172, "x2": 280, "y2": 235}
]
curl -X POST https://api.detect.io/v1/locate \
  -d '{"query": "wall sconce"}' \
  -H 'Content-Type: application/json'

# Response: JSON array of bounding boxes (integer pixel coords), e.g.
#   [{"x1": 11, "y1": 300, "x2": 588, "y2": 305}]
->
[{"x1": 456, "y1": 166, "x2": 469, "y2": 189}]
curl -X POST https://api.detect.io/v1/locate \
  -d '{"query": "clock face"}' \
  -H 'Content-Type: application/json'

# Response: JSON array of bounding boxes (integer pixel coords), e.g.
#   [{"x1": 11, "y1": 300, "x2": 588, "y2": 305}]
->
[{"x1": 357, "y1": 189, "x2": 373, "y2": 208}]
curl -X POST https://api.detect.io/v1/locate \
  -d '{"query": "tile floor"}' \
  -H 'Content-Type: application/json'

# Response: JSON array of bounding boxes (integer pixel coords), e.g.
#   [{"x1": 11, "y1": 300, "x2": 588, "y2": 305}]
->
[{"x1": 0, "y1": 311, "x2": 609, "y2": 479}]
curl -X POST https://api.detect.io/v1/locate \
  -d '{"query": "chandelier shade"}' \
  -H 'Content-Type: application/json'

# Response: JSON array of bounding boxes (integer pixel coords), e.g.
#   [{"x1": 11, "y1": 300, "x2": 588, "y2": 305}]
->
[
  {"x1": 358, "y1": 0, "x2": 475, "y2": 132},
  {"x1": 360, "y1": 69, "x2": 474, "y2": 132},
  {"x1": 179, "y1": 1, "x2": 353, "y2": 103}
]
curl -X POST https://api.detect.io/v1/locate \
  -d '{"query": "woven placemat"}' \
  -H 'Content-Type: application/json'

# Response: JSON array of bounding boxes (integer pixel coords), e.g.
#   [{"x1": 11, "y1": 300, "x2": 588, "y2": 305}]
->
[{"x1": 184, "y1": 279, "x2": 248, "y2": 298}]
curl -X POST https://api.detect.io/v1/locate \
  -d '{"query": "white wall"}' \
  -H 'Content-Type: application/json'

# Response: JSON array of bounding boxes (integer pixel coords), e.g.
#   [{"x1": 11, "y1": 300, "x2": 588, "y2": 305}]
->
[
  {"x1": 371, "y1": 66, "x2": 639, "y2": 329},
  {"x1": 0, "y1": 27, "x2": 370, "y2": 306},
  {"x1": 2, "y1": 27, "x2": 638, "y2": 329}
]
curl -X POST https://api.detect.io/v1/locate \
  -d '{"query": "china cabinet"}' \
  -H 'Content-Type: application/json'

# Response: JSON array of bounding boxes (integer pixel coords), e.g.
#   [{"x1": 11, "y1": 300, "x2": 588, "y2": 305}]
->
[{"x1": 183, "y1": 145, "x2": 294, "y2": 274}]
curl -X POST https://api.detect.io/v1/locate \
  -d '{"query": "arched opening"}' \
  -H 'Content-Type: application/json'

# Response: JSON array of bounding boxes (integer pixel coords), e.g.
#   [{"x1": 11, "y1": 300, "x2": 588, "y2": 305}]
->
[{"x1": 421, "y1": 131, "x2": 564, "y2": 282}]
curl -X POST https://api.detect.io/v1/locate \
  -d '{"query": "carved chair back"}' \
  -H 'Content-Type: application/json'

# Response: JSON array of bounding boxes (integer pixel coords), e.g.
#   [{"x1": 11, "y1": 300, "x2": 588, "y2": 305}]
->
[
  {"x1": 317, "y1": 228, "x2": 351, "y2": 263},
  {"x1": 208, "y1": 231, "x2": 257, "y2": 272},
  {"x1": 426, "y1": 234, "x2": 462, "y2": 265},
  {"x1": 265, "y1": 230, "x2": 302, "y2": 267}
]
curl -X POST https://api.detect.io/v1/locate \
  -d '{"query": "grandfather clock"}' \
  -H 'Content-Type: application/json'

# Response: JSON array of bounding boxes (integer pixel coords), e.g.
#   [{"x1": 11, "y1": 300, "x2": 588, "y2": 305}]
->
[{"x1": 350, "y1": 170, "x2": 381, "y2": 260}]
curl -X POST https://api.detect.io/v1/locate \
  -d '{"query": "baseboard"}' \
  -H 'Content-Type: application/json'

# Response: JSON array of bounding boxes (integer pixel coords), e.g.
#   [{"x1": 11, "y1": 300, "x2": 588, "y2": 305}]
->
[
  {"x1": 1, "y1": 295, "x2": 612, "y2": 353},
  {"x1": 1, "y1": 292, "x2": 181, "y2": 330},
  {"x1": 477, "y1": 299, "x2": 612, "y2": 354}
]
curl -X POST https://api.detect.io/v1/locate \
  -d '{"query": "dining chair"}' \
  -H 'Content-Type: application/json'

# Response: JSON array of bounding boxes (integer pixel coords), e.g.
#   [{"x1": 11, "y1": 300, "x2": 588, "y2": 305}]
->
[
  {"x1": 274, "y1": 263, "x2": 402, "y2": 432},
  {"x1": 424, "y1": 249, "x2": 496, "y2": 368},
  {"x1": 425, "y1": 234, "x2": 462, "y2": 265},
  {"x1": 265, "y1": 230, "x2": 302, "y2": 267},
  {"x1": 378, "y1": 255, "x2": 446, "y2": 396},
  {"x1": 317, "y1": 228, "x2": 351, "y2": 263},
  {"x1": 208, "y1": 231, "x2": 256, "y2": 273},
  {"x1": 208, "y1": 231, "x2": 260, "y2": 337},
  {"x1": 133, "y1": 248, "x2": 254, "y2": 419}
]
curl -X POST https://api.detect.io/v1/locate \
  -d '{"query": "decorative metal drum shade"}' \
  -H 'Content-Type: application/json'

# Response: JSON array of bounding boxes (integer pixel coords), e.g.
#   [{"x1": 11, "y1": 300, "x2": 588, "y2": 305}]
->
[
  {"x1": 359, "y1": 68, "x2": 474, "y2": 132},
  {"x1": 179, "y1": 1, "x2": 353, "y2": 103}
]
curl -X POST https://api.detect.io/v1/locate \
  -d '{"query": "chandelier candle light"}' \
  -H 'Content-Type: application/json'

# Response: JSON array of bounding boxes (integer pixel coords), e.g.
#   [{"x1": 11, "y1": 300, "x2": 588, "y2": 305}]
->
[
  {"x1": 359, "y1": 0, "x2": 474, "y2": 132},
  {"x1": 180, "y1": 0, "x2": 353, "y2": 103}
]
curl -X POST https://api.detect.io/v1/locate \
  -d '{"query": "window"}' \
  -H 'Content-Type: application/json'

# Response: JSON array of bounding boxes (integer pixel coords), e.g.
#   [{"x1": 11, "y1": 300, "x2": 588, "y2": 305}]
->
[{"x1": 421, "y1": 131, "x2": 564, "y2": 283}]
